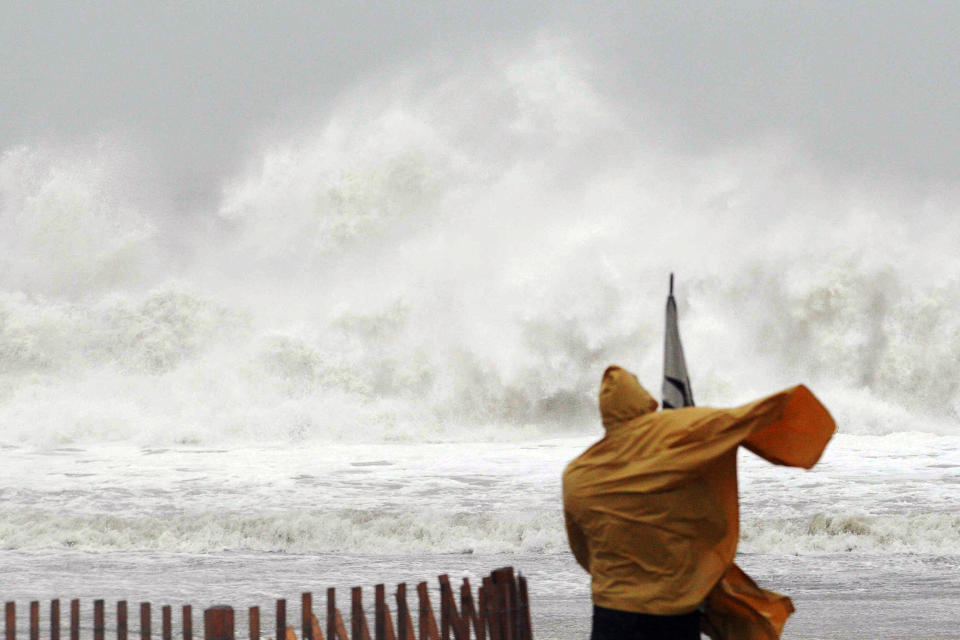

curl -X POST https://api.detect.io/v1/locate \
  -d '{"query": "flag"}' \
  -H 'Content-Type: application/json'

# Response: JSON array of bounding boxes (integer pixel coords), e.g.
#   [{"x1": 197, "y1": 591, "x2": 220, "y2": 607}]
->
[{"x1": 662, "y1": 273, "x2": 695, "y2": 409}]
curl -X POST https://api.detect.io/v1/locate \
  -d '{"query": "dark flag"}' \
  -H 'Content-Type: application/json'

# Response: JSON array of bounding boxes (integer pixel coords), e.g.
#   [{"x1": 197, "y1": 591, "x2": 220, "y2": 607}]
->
[{"x1": 662, "y1": 273, "x2": 695, "y2": 409}]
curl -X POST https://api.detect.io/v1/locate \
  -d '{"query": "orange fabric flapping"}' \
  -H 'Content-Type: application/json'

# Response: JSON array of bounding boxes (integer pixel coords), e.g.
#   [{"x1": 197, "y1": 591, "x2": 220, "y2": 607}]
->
[
  {"x1": 702, "y1": 563, "x2": 794, "y2": 640},
  {"x1": 563, "y1": 366, "x2": 835, "y2": 638}
]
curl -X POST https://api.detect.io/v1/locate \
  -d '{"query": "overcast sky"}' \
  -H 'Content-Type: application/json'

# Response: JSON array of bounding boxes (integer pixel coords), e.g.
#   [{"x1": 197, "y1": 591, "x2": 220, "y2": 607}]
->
[{"x1": 3, "y1": 2, "x2": 958, "y2": 202}]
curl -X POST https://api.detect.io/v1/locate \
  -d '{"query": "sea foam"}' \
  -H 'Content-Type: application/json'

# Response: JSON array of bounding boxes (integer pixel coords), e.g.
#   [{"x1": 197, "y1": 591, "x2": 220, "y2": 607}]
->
[{"x1": 1, "y1": 509, "x2": 956, "y2": 555}]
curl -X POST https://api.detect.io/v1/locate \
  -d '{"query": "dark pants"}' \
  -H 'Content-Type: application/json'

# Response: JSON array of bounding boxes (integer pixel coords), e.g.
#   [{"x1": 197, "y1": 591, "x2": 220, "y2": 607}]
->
[{"x1": 590, "y1": 604, "x2": 700, "y2": 640}]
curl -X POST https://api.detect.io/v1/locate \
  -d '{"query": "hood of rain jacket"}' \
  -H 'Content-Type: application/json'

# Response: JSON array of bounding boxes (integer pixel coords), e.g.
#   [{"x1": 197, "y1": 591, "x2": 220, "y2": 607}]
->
[{"x1": 563, "y1": 365, "x2": 835, "y2": 639}]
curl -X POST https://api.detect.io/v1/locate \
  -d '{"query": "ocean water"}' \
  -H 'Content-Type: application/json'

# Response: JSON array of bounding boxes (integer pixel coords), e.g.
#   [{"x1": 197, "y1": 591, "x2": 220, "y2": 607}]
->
[
  {"x1": 2, "y1": 39, "x2": 960, "y2": 639},
  {"x1": 0, "y1": 438, "x2": 958, "y2": 638}
]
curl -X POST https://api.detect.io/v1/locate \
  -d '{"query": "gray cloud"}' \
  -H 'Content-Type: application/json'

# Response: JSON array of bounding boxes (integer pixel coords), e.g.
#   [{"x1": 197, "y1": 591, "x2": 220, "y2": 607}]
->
[
  {"x1": 560, "y1": 3, "x2": 960, "y2": 183},
  {"x1": 2, "y1": 1, "x2": 957, "y2": 201}
]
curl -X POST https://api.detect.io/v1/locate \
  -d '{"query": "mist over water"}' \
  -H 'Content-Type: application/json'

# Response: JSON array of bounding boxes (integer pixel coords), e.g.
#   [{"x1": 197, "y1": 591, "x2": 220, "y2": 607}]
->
[{"x1": 2, "y1": 38, "x2": 959, "y2": 447}]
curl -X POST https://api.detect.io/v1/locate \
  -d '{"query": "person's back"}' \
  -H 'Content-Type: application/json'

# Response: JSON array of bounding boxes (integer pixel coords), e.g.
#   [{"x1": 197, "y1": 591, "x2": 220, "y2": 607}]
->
[{"x1": 563, "y1": 365, "x2": 835, "y2": 640}]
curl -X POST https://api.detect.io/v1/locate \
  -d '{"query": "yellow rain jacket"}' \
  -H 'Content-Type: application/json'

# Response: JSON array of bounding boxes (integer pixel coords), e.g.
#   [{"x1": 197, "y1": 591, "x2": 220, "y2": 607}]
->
[{"x1": 563, "y1": 366, "x2": 835, "y2": 639}]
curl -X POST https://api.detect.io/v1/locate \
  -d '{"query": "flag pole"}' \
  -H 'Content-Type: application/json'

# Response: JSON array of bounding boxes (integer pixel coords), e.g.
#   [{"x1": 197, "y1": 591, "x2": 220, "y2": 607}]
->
[{"x1": 662, "y1": 273, "x2": 694, "y2": 409}]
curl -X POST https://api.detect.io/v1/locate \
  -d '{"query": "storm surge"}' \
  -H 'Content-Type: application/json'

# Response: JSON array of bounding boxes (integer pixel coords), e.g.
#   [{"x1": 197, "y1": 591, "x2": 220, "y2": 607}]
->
[
  {"x1": 1, "y1": 509, "x2": 957, "y2": 555},
  {"x1": 2, "y1": 40, "x2": 959, "y2": 447}
]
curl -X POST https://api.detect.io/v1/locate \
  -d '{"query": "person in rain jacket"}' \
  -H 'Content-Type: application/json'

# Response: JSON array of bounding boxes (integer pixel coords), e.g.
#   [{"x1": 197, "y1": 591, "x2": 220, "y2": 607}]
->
[{"x1": 563, "y1": 365, "x2": 835, "y2": 640}]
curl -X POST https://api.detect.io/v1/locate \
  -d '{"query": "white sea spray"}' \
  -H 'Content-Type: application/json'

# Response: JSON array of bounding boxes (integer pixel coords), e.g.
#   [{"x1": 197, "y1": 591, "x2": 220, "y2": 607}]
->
[{"x1": 2, "y1": 49, "x2": 959, "y2": 448}]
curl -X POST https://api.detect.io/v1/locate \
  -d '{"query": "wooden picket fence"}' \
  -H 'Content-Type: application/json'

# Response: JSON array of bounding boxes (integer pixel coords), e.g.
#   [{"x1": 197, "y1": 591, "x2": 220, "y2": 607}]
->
[{"x1": 3, "y1": 567, "x2": 531, "y2": 640}]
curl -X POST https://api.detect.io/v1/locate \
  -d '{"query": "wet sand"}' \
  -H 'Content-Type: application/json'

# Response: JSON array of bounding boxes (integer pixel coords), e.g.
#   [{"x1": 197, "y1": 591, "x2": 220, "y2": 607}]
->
[{"x1": 2, "y1": 550, "x2": 957, "y2": 639}]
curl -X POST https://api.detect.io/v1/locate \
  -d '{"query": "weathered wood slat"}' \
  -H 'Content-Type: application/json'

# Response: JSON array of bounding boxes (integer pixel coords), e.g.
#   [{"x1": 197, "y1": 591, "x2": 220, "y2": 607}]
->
[
  {"x1": 70, "y1": 600, "x2": 80, "y2": 640},
  {"x1": 490, "y1": 569, "x2": 515, "y2": 640},
  {"x1": 326, "y1": 590, "x2": 336, "y2": 640},
  {"x1": 394, "y1": 586, "x2": 409, "y2": 640},
  {"x1": 27, "y1": 603, "x2": 35, "y2": 640},
  {"x1": 247, "y1": 608, "x2": 259, "y2": 640},
  {"x1": 182, "y1": 606, "x2": 192, "y2": 640},
  {"x1": 5, "y1": 601, "x2": 15, "y2": 640},
  {"x1": 437, "y1": 576, "x2": 466, "y2": 640},
  {"x1": 301, "y1": 594, "x2": 312, "y2": 640},
  {"x1": 51, "y1": 599, "x2": 61, "y2": 640},
  {"x1": 94, "y1": 600, "x2": 105, "y2": 640},
  {"x1": 440, "y1": 580, "x2": 450, "y2": 640},
  {"x1": 486, "y1": 575, "x2": 503, "y2": 640},
  {"x1": 416, "y1": 583, "x2": 439, "y2": 640},
  {"x1": 383, "y1": 594, "x2": 397, "y2": 640},
  {"x1": 476, "y1": 584, "x2": 487, "y2": 639},
  {"x1": 479, "y1": 580, "x2": 497, "y2": 640},
  {"x1": 459, "y1": 580, "x2": 483, "y2": 640},
  {"x1": 501, "y1": 579, "x2": 514, "y2": 640},
  {"x1": 162, "y1": 606, "x2": 172, "y2": 640},
  {"x1": 204, "y1": 607, "x2": 234, "y2": 640},
  {"x1": 374, "y1": 586, "x2": 385, "y2": 640},
  {"x1": 276, "y1": 600, "x2": 286, "y2": 640},
  {"x1": 350, "y1": 588, "x2": 370, "y2": 640},
  {"x1": 117, "y1": 602, "x2": 128, "y2": 640},
  {"x1": 141, "y1": 603, "x2": 151, "y2": 640},
  {"x1": 30, "y1": 601, "x2": 39, "y2": 640},
  {"x1": 374, "y1": 585, "x2": 397, "y2": 640}
]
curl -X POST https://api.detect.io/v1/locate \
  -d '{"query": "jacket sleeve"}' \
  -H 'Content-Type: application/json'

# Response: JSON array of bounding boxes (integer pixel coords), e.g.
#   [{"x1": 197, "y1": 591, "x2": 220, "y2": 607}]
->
[
  {"x1": 564, "y1": 509, "x2": 591, "y2": 572},
  {"x1": 739, "y1": 384, "x2": 836, "y2": 469},
  {"x1": 624, "y1": 385, "x2": 836, "y2": 493}
]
